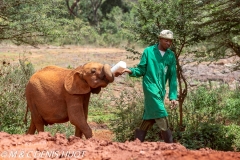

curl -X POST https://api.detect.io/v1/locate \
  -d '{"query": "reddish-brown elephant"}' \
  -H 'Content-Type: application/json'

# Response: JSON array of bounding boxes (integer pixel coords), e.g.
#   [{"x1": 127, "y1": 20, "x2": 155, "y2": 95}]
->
[{"x1": 24, "y1": 62, "x2": 114, "y2": 139}]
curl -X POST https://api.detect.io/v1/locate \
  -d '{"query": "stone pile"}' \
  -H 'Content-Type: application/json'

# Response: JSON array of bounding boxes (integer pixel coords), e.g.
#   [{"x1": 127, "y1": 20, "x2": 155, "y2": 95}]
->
[{"x1": 181, "y1": 56, "x2": 240, "y2": 89}]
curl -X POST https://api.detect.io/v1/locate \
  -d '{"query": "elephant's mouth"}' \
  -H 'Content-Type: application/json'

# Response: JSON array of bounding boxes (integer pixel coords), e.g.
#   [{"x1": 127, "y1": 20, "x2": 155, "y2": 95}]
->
[
  {"x1": 103, "y1": 75, "x2": 111, "y2": 83},
  {"x1": 91, "y1": 77, "x2": 108, "y2": 88}
]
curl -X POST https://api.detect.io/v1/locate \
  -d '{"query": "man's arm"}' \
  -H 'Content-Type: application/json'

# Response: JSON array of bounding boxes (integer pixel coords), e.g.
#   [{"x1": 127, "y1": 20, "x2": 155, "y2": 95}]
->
[
  {"x1": 116, "y1": 49, "x2": 148, "y2": 77},
  {"x1": 168, "y1": 53, "x2": 178, "y2": 109}
]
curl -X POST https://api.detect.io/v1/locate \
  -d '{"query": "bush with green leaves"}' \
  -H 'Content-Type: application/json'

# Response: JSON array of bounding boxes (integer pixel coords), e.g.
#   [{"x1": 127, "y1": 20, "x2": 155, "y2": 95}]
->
[
  {"x1": 225, "y1": 124, "x2": 240, "y2": 151},
  {"x1": 178, "y1": 122, "x2": 235, "y2": 151},
  {"x1": 169, "y1": 84, "x2": 240, "y2": 151},
  {"x1": 0, "y1": 58, "x2": 34, "y2": 134},
  {"x1": 223, "y1": 86, "x2": 240, "y2": 124},
  {"x1": 109, "y1": 88, "x2": 144, "y2": 142},
  {"x1": 109, "y1": 76, "x2": 160, "y2": 142}
]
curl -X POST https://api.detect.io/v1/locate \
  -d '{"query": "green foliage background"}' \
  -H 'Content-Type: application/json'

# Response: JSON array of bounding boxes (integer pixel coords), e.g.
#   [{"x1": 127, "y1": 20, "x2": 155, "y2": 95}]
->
[{"x1": 1, "y1": 0, "x2": 239, "y2": 55}]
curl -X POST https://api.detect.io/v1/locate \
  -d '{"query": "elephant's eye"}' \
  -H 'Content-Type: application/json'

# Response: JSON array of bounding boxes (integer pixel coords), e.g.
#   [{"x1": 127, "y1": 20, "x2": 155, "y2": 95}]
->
[{"x1": 91, "y1": 68, "x2": 96, "y2": 74}]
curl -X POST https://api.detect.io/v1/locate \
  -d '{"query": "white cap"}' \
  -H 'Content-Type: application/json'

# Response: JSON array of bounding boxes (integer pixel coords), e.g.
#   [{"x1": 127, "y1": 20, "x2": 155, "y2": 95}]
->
[{"x1": 159, "y1": 30, "x2": 174, "y2": 40}]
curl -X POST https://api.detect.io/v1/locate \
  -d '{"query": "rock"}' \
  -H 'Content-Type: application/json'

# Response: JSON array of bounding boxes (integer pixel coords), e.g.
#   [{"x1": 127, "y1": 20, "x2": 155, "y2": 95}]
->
[{"x1": 181, "y1": 56, "x2": 240, "y2": 88}]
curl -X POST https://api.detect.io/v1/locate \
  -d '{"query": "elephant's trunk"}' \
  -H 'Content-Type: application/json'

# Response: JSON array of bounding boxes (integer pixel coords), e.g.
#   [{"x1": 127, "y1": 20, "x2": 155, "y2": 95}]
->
[{"x1": 103, "y1": 64, "x2": 114, "y2": 83}]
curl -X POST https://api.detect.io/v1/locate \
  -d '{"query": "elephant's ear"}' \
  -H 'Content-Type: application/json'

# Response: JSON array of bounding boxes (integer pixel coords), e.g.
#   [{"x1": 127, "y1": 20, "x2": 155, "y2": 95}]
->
[
  {"x1": 91, "y1": 87, "x2": 101, "y2": 94},
  {"x1": 64, "y1": 69, "x2": 90, "y2": 95}
]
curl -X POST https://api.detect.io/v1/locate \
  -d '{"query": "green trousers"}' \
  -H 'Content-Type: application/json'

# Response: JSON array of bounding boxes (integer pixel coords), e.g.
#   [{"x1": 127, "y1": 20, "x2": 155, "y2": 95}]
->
[{"x1": 139, "y1": 117, "x2": 170, "y2": 131}]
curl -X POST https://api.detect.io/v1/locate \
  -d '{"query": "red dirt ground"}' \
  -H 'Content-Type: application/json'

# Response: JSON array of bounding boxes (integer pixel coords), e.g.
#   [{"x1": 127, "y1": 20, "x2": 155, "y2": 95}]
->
[
  {"x1": 0, "y1": 132, "x2": 240, "y2": 160},
  {"x1": 0, "y1": 45, "x2": 240, "y2": 160}
]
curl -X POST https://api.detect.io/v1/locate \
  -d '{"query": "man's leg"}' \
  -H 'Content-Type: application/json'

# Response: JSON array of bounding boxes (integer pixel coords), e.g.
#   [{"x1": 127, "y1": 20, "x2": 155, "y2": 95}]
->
[
  {"x1": 134, "y1": 119, "x2": 155, "y2": 142},
  {"x1": 155, "y1": 117, "x2": 173, "y2": 143}
]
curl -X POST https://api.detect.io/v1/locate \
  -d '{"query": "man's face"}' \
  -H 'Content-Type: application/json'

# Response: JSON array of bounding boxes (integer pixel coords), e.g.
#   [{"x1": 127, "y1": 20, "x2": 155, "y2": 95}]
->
[{"x1": 159, "y1": 38, "x2": 172, "y2": 51}]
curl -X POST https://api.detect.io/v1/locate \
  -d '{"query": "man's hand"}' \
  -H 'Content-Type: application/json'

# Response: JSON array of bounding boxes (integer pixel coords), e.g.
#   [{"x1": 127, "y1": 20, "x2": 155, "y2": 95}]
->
[
  {"x1": 170, "y1": 100, "x2": 177, "y2": 110},
  {"x1": 114, "y1": 71, "x2": 122, "y2": 77},
  {"x1": 114, "y1": 68, "x2": 132, "y2": 77}
]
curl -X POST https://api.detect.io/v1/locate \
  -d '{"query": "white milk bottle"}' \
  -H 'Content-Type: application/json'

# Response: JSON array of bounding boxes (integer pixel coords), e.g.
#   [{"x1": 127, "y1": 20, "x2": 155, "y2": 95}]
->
[{"x1": 111, "y1": 61, "x2": 127, "y2": 75}]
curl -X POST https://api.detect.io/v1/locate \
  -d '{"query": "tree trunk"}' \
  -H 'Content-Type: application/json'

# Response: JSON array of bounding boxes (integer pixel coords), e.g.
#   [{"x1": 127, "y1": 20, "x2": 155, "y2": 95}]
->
[
  {"x1": 66, "y1": 0, "x2": 80, "y2": 16},
  {"x1": 175, "y1": 45, "x2": 188, "y2": 131},
  {"x1": 89, "y1": 0, "x2": 102, "y2": 27}
]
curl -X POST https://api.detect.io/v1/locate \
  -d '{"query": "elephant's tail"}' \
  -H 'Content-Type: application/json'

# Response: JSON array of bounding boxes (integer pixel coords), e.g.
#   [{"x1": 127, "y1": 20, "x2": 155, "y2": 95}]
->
[{"x1": 24, "y1": 104, "x2": 29, "y2": 126}]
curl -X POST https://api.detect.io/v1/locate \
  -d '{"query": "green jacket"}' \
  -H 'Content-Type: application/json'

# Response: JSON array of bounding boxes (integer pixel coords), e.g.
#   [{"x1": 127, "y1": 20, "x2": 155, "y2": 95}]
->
[{"x1": 129, "y1": 44, "x2": 177, "y2": 119}]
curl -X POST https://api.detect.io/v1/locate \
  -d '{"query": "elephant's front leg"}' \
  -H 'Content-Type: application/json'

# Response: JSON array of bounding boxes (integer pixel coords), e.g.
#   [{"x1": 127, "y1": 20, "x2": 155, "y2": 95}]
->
[
  {"x1": 67, "y1": 95, "x2": 92, "y2": 139},
  {"x1": 74, "y1": 93, "x2": 91, "y2": 138},
  {"x1": 75, "y1": 127, "x2": 83, "y2": 138}
]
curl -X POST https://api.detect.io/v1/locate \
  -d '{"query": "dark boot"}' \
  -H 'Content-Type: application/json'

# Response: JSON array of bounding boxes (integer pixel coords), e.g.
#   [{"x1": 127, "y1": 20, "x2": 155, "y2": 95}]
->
[
  {"x1": 134, "y1": 129, "x2": 147, "y2": 142},
  {"x1": 161, "y1": 129, "x2": 173, "y2": 143}
]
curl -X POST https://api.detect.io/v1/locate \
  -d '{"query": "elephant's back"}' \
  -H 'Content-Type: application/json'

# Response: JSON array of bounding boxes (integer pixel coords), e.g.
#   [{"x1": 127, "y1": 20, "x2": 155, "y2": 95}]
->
[
  {"x1": 26, "y1": 65, "x2": 71, "y2": 98},
  {"x1": 35, "y1": 65, "x2": 71, "y2": 77},
  {"x1": 30, "y1": 65, "x2": 70, "y2": 83}
]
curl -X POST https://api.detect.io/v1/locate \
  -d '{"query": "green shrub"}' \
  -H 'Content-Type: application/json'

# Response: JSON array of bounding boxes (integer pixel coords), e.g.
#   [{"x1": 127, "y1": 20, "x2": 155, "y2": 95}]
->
[
  {"x1": 173, "y1": 84, "x2": 240, "y2": 151},
  {"x1": 179, "y1": 122, "x2": 235, "y2": 151},
  {"x1": 109, "y1": 88, "x2": 143, "y2": 142},
  {"x1": 225, "y1": 124, "x2": 240, "y2": 151},
  {"x1": 223, "y1": 86, "x2": 240, "y2": 124},
  {"x1": 109, "y1": 76, "x2": 159, "y2": 142},
  {"x1": 0, "y1": 58, "x2": 34, "y2": 134}
]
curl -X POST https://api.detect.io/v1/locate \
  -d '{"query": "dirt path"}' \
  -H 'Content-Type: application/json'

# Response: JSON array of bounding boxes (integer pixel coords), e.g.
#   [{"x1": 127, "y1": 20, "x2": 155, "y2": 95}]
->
[
  {"x1": 0, "y1": 132, "x2": 240, "y2": 160},
  {"x1": 0, "y1": 44, "x2": 140, "y2": 70}
]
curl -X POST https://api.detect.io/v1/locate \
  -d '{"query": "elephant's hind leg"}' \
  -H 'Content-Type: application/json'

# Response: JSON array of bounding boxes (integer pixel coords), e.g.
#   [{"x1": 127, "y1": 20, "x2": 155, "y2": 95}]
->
[
  {"x1": 28, "y1": 113, "x2": 44, "y2": 134},
  {"x1": 33, "y1": 117, "x2": 44, "y2": 133},
  {"x1": 28, "y1": 103, "x2": 45, "y2": 133},
  {"x1": 27, "y1": 120, "x2": 36, "y2": 134}
]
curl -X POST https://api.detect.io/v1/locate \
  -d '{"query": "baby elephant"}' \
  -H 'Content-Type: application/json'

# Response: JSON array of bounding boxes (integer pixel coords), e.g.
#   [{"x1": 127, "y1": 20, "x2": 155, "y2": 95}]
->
[{"x1": 24, "y1": 62, "x2": 114, "y2": 139}]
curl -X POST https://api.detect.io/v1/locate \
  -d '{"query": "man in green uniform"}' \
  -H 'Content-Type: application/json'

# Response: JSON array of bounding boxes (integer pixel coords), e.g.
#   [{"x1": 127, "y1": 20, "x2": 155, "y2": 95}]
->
[{"x1": 119, "y1": 30, "x2": 177, "y2": 143}]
